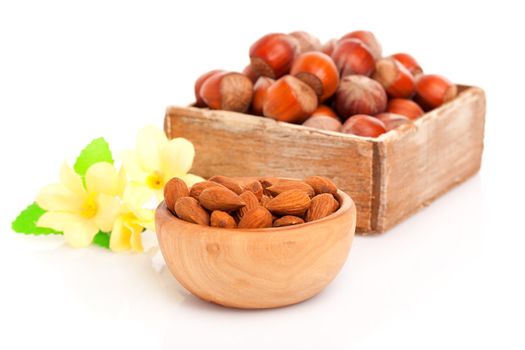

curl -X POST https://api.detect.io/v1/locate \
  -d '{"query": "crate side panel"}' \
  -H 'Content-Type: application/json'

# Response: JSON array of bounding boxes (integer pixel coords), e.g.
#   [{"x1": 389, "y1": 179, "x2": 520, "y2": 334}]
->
[
  {"x1": 377, "y1": 87, "x2": 486, "y2": 231},
  {"x1": 165, "y1": 107, "x2": 375, "y2": 231}
]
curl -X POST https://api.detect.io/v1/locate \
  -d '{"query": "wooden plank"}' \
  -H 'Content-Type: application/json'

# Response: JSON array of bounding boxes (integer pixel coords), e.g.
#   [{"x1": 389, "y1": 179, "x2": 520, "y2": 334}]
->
[
  {"x1": 374, "y1": 86, "x2": 486, "y2": 232},
  {"x1": 164, "y1": 86, "x2": 485, "y2": 233},
  {"x1": 165, "y1": 107, "x2": 376, "y2": 231}
]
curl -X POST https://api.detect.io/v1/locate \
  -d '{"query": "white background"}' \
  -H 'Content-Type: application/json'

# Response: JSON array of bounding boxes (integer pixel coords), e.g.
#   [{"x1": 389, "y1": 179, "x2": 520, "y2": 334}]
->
[{"x1": 1, "y1": 1, "x2": 524, "y2": 349}]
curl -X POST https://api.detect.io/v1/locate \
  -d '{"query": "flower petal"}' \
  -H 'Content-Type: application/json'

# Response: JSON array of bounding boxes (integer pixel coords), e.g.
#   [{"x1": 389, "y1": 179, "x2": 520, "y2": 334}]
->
[
  {"x1": 60, "y1": 163, "x2": 85, "y2": 196},
  {"x1": 36, "y1": 212, "x2": 81, "y2": 232},
  {"x1": 131, "y1": 208, "x2": 154, "y2": 231},
  {"x1": 109, "y1": 217, "x2": 144, "y2": 253},
  {"x1": 181, "y1": 173, "x2": 205, "y2": 188},
  {"x1": 125, "y1": 220, "x2": 144, "y2": 253},
  {"x1": 109, "y1": 217, "x2": 131, "y2": 252},
  {"x1": 92, "y1": 193, "x2": 121, "y2": 232},
  {"x1": 120, "y1": 150, "x2": 148, "y2": 184},
  {"x1": 63, "y1": 220, "x2": 99, "y2": 248},
  {"x1": 160, "y1": 138, "x2": 195, "y2": 180},
  {"x1": 85, "y1": 162, "x2": 119, "y2": 196},
  {"x1": 136, "y1": 125, "x2": 167, "y2": 173},
  {"x1": 123, "y1": 183, "x2": 154, "y2": 207},
  {"x1": 120, "y1": 184, "x2": 155, "y2": 230},
  {"x1": 36, "y1": 183, "x2": 84, "y2": 212},
  {"x1": 117, "y1": 166, "x2": 127, "y2": 198}
]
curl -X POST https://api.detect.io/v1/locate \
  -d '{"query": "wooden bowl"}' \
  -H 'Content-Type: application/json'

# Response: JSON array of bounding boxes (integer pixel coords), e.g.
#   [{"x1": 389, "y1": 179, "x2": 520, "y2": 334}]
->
[{"x1": 155, "y1": 189, "x2": 356, "y2": 309}]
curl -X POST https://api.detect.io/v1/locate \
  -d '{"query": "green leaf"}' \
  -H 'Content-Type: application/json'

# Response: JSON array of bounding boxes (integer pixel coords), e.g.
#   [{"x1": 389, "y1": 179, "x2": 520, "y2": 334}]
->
[
  {"x1": 12, "y1": 203, "x2": 112, "y2": 249},
  {"x1": 92, "y1": 231, "x2": 110, "y2": 249},
  {"x1": 12, "y1": 203, "x2": 62, "y2": 235},
  {"x1": 73, "y1": 137, "x2": 113, "y2": 177}
]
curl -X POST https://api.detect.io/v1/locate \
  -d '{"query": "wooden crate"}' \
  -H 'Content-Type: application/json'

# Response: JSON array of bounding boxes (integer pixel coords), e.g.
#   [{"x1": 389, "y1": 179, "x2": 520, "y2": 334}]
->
[{"x1": 164, "y1": 85, "x2": 485, "y2": 233}]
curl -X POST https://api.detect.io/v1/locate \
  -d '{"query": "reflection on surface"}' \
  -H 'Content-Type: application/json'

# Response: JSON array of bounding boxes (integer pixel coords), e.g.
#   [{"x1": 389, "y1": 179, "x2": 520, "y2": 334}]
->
[
  {"x1": 33, "y1": 245, "x2": 188, "y2": 318},
  {"x1": 18, "y1": 174, "x2": 485, "y2": 349},
  {"x1": 162, "y1": 174, "x2": 486, "y2": 348}
]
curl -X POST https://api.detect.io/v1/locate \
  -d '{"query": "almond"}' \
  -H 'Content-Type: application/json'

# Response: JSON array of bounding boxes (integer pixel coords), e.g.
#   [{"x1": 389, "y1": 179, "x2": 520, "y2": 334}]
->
[
  {"x1": 273, "y1": 215, "x2": 305, "y2": 227},
  {"x1": 210, "y1": 210, "x2": 237, "y2": 228},
  {"x1": 238, "y1": 206, "x2": 273, "y2": 229},
  {"x1": 189, "y1": 181, "x2": 225, "y2": 200},
  {"x1": 209, "y1": 175, "x2": 243, "y2": 195},
  {"x1": 164, "y1": 177, "x2": 189, "y2": 213},
  {"x1": 304, "y1": 176, "x2": 338, "y2": 195},
  {"x1": 265, "y1": 189, "x2": 311, "y2": 216},
  {"x1": 305, "y1": 193, "x2": 339, "y2": 222},
  {"x1": 243, "y1": 180, "x2": 263, "y2": 200},
  {"x1": 266, "y1": 179, "x2": 315, "y2": 198},
  {"x1": 259, "y1": 177, "x2": 281, "y2": 189},
  {"x1": 237, "y1": 191, "x2": 260, "y2": 219},
  {"x1": 199, "y1": 186, "x2": 245, "y2": 212},
  {"x1": 260, "y1": 194, "x2": 272, "y2": 207},
  {"x1": 174, "y1": 197, "x2": 210, "y2": 226}
]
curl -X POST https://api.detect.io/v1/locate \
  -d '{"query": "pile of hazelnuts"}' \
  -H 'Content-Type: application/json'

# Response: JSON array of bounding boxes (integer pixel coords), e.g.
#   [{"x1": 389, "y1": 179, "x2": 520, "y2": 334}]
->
[{"x1": 194, "y1": 31, "x2": 458, "y2": 138}]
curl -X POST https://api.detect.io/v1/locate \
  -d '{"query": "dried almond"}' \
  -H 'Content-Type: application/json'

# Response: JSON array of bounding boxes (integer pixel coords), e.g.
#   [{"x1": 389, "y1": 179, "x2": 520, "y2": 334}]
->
[
  {"x1": 305, "y1": 193, "x2": 339, "y2": 222},
  {"x1": 209, "y1": 175, "x2": 243, "y2": 195},
  {"x1": 210, "y1": 210, "x2": 237, "y2": 228},
  {"x1": 233, "y1": 177, "x2": 259, "y2": 188},
  {"x1": 273, "y1": 215, "x2": 305, "y2": 227},
  {"x1": 266, "y1": 180, "x2": 315, "y2": 198},
  {"x1": 238, "y1": 206, "x2": 273, "y2": 229},
  {"x1": 199, "y1": 186, "x2": 245, "y2": 212},
  {"x1": 304, "y1": 176, "x2": 338, "y2": 195},
  {"x1": 265, "y1": 189, "x2": 311, "y2": 216},
  {"x1": 189, "y1": 181, "x2": 224, "y2": 200},
  {"x1": 174, "y1": 197, "x2": 210, "y2": 226},
  {"x1": 237, "y1": 191, "x2": 260, "y2": 219},
  {"x1": 260, "y1": 194, "x2": 272, "y2": 207},
  {"x1": 164, "y1": 177, "x2": 189, "y2": 213},
  {"x1": 259, "y1": 177, "x2": 281, "y2": 189},
  {"x1": 243, "y1": 180, "x2": 263, "y2": 200}
]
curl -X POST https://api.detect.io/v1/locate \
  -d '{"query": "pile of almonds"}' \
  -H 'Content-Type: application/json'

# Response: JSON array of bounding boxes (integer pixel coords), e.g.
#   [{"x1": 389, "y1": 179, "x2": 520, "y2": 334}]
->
[
  {"x1": 194, "y1": 30, "x2": 458, "y2": 138},
  {"x1": 164, "y1": 175, "x2": 340, "y2": 229}
]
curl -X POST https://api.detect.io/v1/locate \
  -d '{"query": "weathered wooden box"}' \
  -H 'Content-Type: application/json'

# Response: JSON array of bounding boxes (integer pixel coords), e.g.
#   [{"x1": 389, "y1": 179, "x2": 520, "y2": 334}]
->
[{"x1": 164, "y1": 86, "x2": 485, "y2": 233}]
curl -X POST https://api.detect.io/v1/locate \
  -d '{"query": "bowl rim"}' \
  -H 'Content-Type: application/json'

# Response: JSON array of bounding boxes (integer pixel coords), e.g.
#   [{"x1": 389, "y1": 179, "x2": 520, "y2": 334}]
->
[{"x1": 156, "y1": 189, "x2": 354, "y2": 234}]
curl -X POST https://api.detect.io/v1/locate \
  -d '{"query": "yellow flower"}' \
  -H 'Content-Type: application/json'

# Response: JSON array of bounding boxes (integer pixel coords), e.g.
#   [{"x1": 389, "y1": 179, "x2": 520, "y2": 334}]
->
[
  {"x1": 121, "y1": 126, "x2": 203, "y2": 198},
  {"x1": 32, "y1": 126, "x2": 203, "y2": 253},
  {"x1": 36, "y1": 162, "x2": 122, "y2": 248},
  {"x1": 109, "y1": 184, "x2": 154, "y2": 253}
]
